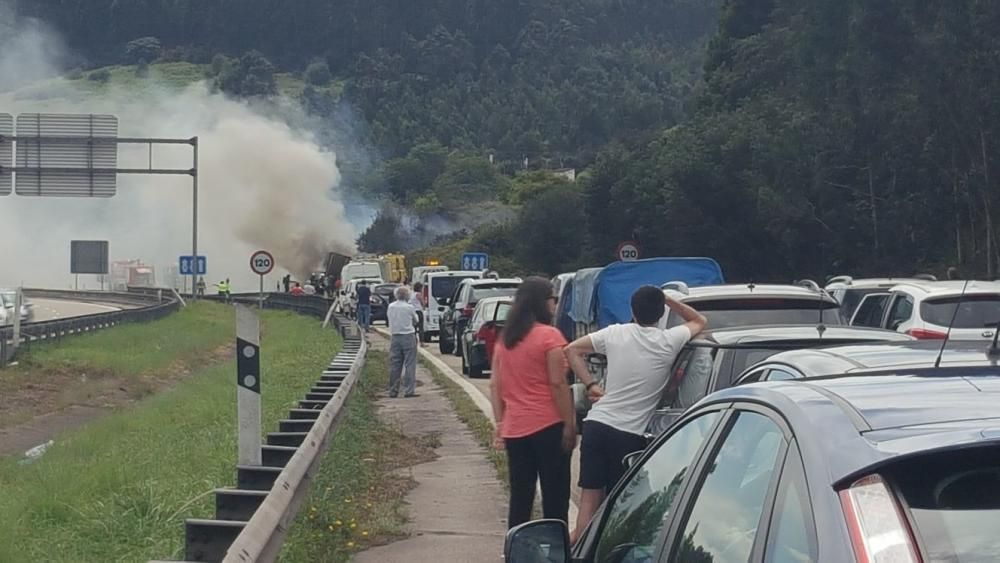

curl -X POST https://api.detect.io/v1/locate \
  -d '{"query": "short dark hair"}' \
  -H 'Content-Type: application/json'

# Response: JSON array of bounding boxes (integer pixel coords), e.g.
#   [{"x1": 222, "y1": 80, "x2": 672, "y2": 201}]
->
[{"x1": 631, "y1": 286, "x2": 666, "y2": 326}]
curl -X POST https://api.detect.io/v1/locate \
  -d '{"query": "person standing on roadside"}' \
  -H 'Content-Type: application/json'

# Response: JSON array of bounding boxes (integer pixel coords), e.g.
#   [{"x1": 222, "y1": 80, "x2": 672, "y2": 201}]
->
[
  {"x1": 356, "y1": 281, "x2": 372, "y2": 332},
  {"x1": 409, "y1": 281, "x2": 425, "y2": 344},
  {"x1": 489, "y1": 277, "x2": 575, "y2": 529},
  {"x1": 387, "y1": 286, "x2": 420, "y2": 398},
  {"x1": 564, "y1": 286, "x2": 707, "y2": 543}
]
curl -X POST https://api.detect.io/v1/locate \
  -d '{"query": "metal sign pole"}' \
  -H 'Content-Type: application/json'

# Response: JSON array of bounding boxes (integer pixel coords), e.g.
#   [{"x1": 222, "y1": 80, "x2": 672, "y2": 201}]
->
[
  {"x1": 11, "y1": 288, "x2": 22, "y2": 354},
  {"x1": 259, "y1": 275, "x2": 264, "y2": 310},
  {"x1": 236, "y1": 305, "x2": 262, "y2": 466},
  {"x1": 191, "y1": 137, "x2": 199, "y2": 301}
]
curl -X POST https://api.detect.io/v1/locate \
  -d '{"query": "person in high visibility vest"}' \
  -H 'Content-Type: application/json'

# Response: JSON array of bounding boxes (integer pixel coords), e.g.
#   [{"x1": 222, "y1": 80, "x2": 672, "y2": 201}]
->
[{"x1": 215, "y1": 279, "x2": 231, "y2": 303}]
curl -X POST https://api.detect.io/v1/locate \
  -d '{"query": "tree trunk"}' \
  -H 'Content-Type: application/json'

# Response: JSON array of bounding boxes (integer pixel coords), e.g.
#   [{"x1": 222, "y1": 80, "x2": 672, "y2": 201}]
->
[
  {"x1": 982, "y1": 130, "x2": 994, "y2": 278},
  {"x1": 868, "y1": 163, "x2": 879, "y2": 257}
]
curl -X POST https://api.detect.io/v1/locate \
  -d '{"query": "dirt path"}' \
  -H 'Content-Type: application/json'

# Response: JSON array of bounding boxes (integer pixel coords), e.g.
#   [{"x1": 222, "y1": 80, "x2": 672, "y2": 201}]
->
[{"x1": 0, "y1": 345, "x2": 232, "y2": 458}]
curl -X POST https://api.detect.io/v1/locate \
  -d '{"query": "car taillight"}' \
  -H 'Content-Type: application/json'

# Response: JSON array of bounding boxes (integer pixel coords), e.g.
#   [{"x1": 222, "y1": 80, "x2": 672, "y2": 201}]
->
[
  {"x1": 905, "y1": 328, "x2": 947, "y2": 340},
  {"x1": 839, "y1": 474, "x2": 921, "y2": 563}
]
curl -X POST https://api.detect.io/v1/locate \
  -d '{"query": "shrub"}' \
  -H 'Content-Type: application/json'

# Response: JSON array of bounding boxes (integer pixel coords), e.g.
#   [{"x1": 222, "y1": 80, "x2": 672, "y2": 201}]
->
[{"x1": 305, "y1": 61, "x2": 332, "y2": 86}]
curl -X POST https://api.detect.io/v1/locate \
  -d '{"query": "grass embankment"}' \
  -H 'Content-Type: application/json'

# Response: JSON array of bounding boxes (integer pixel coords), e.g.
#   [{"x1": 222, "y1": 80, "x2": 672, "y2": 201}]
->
[
  {"x1": 280, "y1": 350, "x2": 438, "y2": 562},
  {"x1": 421, "y1": 360, "x2": 509, "y2": 485},
  {"x1": 0, "y1": 304, "x2": 339, "y2": 563},
  {"x1": 0, "y1": 302, "x2": 233, "y2": 428}
]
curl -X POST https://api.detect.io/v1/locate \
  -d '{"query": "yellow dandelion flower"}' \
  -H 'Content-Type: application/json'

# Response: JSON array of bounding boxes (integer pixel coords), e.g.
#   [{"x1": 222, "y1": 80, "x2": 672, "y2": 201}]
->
[
  {"x1": 350, "y1": 523, "x2": 357, "y2": 529},
  {"x1": 362, "y1": 531, "x2": 369, "y2": 537},
  {"x1": 335, "y1": 520, "x2": 343, "y2": 526},
  {"x1": 347, "y1": 542, "x2": 355, "y2": 548},
  {"x1": 328, "y1": 525, "x2": 334, "y2": 532}
]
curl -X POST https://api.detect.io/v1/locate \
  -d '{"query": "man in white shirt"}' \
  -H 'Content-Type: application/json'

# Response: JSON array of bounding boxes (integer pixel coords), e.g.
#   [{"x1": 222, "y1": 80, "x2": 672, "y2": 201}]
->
[
  {"x1": 564, "y1": 285, "x2": 707, "y2": 542},
  {"x1": 387, "y1": 286, "x2": 420, "y2": 398}
]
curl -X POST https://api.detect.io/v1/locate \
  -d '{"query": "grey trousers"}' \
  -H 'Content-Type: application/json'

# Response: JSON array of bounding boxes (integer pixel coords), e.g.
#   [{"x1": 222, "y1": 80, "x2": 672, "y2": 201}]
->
[{"x1": 389, "y1": 334, "x2": 418, "y2": 397}]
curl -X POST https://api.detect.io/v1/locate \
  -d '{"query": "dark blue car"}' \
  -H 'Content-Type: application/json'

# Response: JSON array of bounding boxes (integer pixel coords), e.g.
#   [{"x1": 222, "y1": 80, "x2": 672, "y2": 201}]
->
[{"x1": 506, "y1": 363, "x2": 1000, "y2": 562}]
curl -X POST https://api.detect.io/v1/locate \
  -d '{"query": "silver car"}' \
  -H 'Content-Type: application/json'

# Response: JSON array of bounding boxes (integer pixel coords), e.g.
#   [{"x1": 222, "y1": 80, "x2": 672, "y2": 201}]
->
[{"x1": 0, "y1": 290, "x2": 33, "y2": 326}]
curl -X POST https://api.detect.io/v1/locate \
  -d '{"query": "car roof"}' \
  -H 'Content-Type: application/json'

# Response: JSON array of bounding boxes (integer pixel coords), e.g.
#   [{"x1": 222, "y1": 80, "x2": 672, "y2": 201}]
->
[
  {"x1": 703, "y1": 372, "x2": 1000, "y2": 485},
  {"x1": 669, "y1": 283, "x2": 838, "y2": 303},
  {"x1": 889, "y1": 279, "x2": 1000, "y2": 296},
  {"x1": 692, "y1": 324, "x2": 914, "y2": 346},
  {"x1": 466, "y1": 278, "x2": 520, "y2": 286},
  {"x1": 748, "y1": 340, "x2": 999, "y2": 376},
  {"x1": 427, "y1": 270, "x2": 482, "y2": 279},
  {"x1": 825, "y1": 277, "x2": 930, "y2": 290}
]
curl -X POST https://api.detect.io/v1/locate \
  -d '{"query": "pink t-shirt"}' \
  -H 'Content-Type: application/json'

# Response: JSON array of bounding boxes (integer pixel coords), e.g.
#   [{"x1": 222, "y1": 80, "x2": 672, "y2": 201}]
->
[{"x1": 495, "y1": 323, "x2": 568, "y2": 438}]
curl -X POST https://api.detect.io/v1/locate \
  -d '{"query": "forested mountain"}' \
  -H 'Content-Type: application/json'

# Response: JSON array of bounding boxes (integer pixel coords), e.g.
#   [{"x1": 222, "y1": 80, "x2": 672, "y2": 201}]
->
[
  {"x1": 582, "y1": 0, "x2": 1000, "y2": 279},
  {"x1": 18, "y1": 0, "x2": 719, "y2": 161}
]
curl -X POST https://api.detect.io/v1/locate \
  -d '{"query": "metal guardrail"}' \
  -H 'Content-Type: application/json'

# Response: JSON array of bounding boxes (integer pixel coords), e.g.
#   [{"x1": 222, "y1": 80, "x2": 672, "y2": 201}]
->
[
  {"x1": 1, "y1": 288, "x2": 182, "y2": 366},
  {"x1": 224, "y1": 333, "x2": 366, "y2": 562}
]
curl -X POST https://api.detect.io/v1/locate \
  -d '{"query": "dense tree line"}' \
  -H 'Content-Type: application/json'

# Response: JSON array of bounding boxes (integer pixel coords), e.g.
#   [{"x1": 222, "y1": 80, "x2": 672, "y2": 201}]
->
[
  {"x1": 579, "y1": 0, "x2": 1000, "y2": 280},
  {"x1": 20, "y1": 0, "x2": 719, "y2": 160}
]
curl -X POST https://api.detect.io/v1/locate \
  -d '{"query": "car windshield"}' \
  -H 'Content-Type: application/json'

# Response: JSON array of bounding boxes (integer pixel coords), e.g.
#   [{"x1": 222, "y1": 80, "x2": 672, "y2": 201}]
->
[
  {"x1": 374, "y1": 284, "x2": 398, "y2": 296},
  {"x1": 470, "y1": 284, "x2": 518, "y2": 303},
  {"x1": 921, "y1": 295, "x2": 1000, "y2": 329},
  {"x1": 887, "y1": 446, "x2": 1000, "y2": 562},
  {"x1": 1, "y1": 292, "x2": 14, "y2": 307},
  {"x1": 431, "y1": 276, "x2": 476, "y2": 299},
  {"x1": 667, "y1": 298, "x2": 843, "y2": 329}
]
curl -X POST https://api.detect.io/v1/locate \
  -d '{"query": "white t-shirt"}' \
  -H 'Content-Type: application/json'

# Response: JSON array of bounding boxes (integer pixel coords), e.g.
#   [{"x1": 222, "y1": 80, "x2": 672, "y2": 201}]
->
[
  {"x1": 387, "y1": 301, "x2": 418, "y2": 335},
  {"x1": 585, "y1": 323, "x2": 692, "y2": 436}
]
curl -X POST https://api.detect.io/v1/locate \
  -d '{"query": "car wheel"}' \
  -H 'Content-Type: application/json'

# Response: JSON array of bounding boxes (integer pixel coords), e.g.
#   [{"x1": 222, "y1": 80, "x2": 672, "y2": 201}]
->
[
  {"x1": 468, "y1": 353, "x2": 484, "y2": 379},
  {"x1": 421, "y1": 331, "x2": 432, "y2": 343},
  {"x1": 454, "y1": 335, "x2": 463, "y2": 357},
  {"x1": 439, "y1": 330, "x2": 454, "y2": 354},
  {"x1": 461, "y1": 350, "x2": 469, "y2": 375}
]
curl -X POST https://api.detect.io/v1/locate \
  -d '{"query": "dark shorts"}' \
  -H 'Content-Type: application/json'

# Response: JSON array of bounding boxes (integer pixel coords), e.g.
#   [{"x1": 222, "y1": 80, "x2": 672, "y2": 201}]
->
[{"x1": 579, "y1": 420, "x2": 648, "y2": 492}]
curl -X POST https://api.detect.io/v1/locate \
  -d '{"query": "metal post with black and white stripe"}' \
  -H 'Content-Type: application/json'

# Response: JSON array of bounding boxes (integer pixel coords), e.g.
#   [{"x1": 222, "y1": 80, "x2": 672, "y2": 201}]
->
[{"x1": 236, "y1": 305, "x2": 262, "y2": 466}]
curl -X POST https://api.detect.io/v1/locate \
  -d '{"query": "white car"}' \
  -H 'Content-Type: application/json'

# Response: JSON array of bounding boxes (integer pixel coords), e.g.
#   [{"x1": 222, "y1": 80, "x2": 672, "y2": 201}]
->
[
  {"x1": 337, "y1": 278, "x2": 383, "y2": 317},
  {"x1": 851, "y1": 280, "x2": 1000, "y2": 341},
  {"x1": 825, "y1": 275, "x2": 937, "y2": 319},
  {"x1": 661, "y1": 281, "x2": 845, "y2": 329},
  {"x1": 422, "y1": 270, "x2": 486, "y2": 342},
  {"x1": 0, "y1": 289, "x2": 33, "y2": 326}
]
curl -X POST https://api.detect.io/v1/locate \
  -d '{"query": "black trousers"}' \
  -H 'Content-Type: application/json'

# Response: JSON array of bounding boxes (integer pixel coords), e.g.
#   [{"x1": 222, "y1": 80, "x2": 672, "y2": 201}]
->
[{"x1": 505, "y1": 422, "x2": 571, "y2": 529}]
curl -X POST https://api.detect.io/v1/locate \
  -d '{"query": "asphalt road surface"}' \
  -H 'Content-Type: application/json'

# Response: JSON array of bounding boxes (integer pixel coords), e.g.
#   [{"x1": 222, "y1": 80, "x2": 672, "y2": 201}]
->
[{"x1": 27, "y1": 298, "x2": 124, "y2": 323}]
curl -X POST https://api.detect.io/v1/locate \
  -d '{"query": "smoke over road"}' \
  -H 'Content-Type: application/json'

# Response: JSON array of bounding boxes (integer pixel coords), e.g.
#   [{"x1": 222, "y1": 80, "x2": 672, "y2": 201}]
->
[{"x1": 0, "y1": 7, "x2": 357, "y2": 291}]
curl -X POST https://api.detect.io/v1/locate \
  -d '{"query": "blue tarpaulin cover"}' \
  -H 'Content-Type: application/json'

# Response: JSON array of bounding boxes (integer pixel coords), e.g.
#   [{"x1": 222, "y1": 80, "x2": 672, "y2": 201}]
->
[{"x1": 594, "y1": 258, "x2": 725, "y2": 328}]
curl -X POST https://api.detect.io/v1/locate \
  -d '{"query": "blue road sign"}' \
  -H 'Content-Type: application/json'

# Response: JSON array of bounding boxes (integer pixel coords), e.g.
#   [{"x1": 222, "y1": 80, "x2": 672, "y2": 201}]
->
[
  {"x1": 461, "y1": 252, "x2": 489, "y2": 271},
  {"x1": 179, "y1": 255, "x2": 207, "y2": 276}
]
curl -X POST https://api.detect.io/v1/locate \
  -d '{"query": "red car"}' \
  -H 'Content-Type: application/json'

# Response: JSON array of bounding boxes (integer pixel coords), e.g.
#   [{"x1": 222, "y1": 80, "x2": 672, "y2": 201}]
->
[{"x1": 460, "y1": 297, "x2": 512, "y2": 377}]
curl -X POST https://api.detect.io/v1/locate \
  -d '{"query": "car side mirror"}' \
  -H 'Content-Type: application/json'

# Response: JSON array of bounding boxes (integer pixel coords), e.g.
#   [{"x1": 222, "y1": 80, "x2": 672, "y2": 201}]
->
[
  {"x1": 622, "y1": 450, "x2": 643, "y2": 470},
  {"x1": 505, "y1": 519, "x2": 570, "y2": 563}
]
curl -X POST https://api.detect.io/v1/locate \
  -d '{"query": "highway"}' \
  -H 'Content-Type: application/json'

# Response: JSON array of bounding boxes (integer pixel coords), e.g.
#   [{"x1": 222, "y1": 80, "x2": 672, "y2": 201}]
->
[{"x1": 27, "y1": 298, "x2": 124, "y2": 323}]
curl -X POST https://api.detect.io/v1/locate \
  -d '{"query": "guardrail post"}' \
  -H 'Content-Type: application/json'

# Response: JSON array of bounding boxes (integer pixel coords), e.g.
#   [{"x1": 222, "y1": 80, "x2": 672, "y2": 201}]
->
[{"x1": 236, "y1": 305, "x2": 262, "y2": 466}]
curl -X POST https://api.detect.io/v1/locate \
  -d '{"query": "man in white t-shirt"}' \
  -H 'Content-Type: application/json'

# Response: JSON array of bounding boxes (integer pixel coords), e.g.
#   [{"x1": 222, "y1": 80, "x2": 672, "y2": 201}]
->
[{"x1": 564, "y1": 285, "x2": 707, "y2": 542}]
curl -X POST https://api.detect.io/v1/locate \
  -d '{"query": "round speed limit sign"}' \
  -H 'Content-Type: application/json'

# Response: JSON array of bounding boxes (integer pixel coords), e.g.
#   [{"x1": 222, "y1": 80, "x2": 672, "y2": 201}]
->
[
  {"x1": 250, "y1": 250, "x2": 275, "y2": 276},
  {"x1": 617, "y1": 241, "x2": 641, "y2": 262}
]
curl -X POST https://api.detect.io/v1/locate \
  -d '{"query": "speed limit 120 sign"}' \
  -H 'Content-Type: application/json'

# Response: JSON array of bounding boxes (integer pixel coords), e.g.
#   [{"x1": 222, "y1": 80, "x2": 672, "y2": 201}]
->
[
  {"x1": 250, "y1": 250, "x2": 275, "y2": 276},
  {"x1": 617, "y1": 241, "x2": 641, "y2": 262}
]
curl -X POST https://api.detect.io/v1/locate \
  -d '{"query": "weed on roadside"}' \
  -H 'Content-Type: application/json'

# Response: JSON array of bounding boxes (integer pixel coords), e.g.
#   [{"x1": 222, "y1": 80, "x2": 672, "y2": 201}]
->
[{"x1": 280, "y1": 351, "x2": 437, "y2": 563}]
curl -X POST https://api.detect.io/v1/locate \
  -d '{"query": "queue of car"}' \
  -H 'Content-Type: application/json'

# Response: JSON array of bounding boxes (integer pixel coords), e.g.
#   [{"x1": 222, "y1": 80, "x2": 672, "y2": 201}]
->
[
  {"x1": 0, "y1": 289, "x2": 32, "y2": 326},
  {"x1": 501, "y1": 264, "x2": 1000, "y2": 563}
]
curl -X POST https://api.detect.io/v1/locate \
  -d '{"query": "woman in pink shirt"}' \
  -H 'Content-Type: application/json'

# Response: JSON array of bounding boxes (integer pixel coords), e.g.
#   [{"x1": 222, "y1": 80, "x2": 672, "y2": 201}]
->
[{"x1": 489, "y1": 277, "x2": 575, "y2": 528}]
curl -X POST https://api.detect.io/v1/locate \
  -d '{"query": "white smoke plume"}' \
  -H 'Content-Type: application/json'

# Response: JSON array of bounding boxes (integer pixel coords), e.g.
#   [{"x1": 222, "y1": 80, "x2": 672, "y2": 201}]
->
[{"x1": 0, "y1": 9, "x2": 357, "y2": 292}]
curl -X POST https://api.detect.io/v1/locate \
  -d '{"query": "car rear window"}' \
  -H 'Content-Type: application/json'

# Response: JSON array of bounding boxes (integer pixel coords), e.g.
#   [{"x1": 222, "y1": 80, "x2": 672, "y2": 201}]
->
[
  {"x1": 496, "y1": 302, "x2": 512, "y2": 321},
  {"x1": 886, "y1": 447, "x2": 1000, "y2": 562},
  {"x1": 431, "y1": 276, "x2": 476, "y2": 299},
  {"x1": 470, "y1": 285, "x2": 518, "y2": 303},
  {"x1": 921, "y1": 295, "x2": 1000, "y2": 329},
  {"x1": 668, "y1": 299, "x2": 844, "y2": 329}
]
